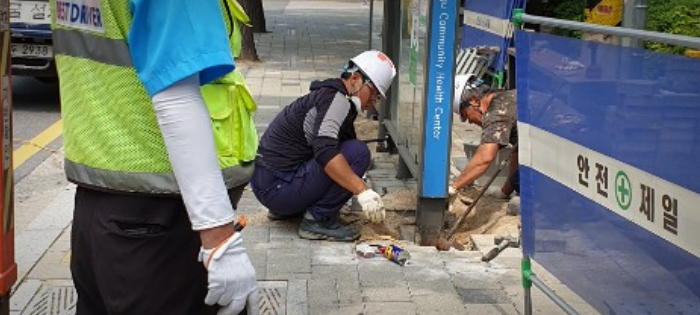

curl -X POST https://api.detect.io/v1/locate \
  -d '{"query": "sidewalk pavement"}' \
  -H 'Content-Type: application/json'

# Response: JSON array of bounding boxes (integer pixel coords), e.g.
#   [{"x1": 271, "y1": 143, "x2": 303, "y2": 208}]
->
[{"x1": 10, "y1": 1, "x2": 601, "y2": 314}]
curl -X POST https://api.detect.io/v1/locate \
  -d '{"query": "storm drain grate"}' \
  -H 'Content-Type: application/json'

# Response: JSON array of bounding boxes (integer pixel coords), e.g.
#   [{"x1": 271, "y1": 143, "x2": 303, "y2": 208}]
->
[
  {"x1": 22, "y1": 281, "x2": 288, "y2": 315},
  {"x1": 258, "y1": 281, "x2": 287, "y2": 315},
  {"x1": 22, "y1": 285, "x2": 76, "y2": 315}
]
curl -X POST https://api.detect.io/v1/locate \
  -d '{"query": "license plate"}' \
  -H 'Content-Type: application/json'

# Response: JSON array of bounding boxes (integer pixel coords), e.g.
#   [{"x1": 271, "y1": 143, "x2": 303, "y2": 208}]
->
[
  {"x1": 11, "y1": 44, "x2": 53, "y2": 58},
  {"x1": 10, "y1": 1, "x2": 50, "y2": 24}
]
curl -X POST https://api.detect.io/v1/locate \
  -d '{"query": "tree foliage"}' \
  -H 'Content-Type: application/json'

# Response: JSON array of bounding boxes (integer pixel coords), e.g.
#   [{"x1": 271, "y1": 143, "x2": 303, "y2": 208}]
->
[
  {"x1": 644, "y1": 0, "x2": 700, "y2": 54},
  {"x1": 539, "y1": 0, "x2": 700, "y2": 54}
]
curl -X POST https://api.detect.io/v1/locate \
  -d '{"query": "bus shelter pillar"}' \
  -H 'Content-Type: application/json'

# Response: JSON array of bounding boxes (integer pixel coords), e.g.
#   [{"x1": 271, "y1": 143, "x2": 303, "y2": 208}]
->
[
  {"x1": 378, "y1": 0, "x2": 401, "y2": 155},
  {"x1": 416, "y1": 0, "x2": 458, "y2": 245}
]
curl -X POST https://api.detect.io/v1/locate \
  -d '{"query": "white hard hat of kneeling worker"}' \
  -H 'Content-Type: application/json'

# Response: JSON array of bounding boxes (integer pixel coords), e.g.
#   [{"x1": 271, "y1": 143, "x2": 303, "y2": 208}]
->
[{"x1": 348, "y1": 50, "x2": 397, "y2": 99}]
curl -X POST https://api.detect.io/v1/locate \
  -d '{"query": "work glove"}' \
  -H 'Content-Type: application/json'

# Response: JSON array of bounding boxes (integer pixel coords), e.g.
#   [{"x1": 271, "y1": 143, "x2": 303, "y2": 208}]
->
[
  {"x1": 357, "y1": 189, "x2": 386, "y2": 223},
  {"x1": 485, "y1": 187, "x2": 511, "y2": 200},
  {"x1": 447, "y1": 186, "x2": 459, "y2": 214},
  {"x1": 199, "y1": 233, "x2": 259, "y2": 315}
]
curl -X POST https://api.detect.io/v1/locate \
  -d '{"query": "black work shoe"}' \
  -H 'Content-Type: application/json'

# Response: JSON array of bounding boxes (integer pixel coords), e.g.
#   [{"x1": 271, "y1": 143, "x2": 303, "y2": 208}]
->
[
  {"x1": 267, "y1": 212, "x2": 303, "y2": 221},
  {"x1": 298, "y1": 213, "x2": 360, "y2": 242}
]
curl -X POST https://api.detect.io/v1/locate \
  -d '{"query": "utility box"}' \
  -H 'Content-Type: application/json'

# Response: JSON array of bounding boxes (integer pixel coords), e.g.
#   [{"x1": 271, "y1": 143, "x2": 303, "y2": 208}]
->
[{"x1": 0, "y1": 0, "x2": 17, "y2": 313}]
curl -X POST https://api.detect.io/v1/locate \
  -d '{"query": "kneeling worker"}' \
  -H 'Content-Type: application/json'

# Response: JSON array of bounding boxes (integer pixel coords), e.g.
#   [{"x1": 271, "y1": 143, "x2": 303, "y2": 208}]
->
[
  {"x1": 251, "y1": 50, "x2": 397, "y2": 241},
  {"x1": 449, "y1": 75, "x2": 519, "y2": 205}
]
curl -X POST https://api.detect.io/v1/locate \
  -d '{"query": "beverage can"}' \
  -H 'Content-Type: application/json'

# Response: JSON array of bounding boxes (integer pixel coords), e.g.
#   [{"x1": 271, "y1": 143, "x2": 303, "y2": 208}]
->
[{"x1": 379, "y1": 244, "x2": 411, "y2": 266}]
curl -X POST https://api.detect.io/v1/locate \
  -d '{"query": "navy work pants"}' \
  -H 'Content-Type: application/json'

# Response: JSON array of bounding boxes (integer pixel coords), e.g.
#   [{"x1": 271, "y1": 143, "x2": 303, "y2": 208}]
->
[{"x1": 251, "y1": 139, "x2": 370, "y2": 220}]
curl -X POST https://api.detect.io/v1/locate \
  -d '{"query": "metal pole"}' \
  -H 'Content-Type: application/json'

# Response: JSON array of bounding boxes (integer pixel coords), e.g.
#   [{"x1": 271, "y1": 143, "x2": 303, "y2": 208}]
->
[
  {"x1": 522, "y1": 256, "x2": 533, "y2": 315},
  {"x1": 622, "y1": 0, "x2": 648, "y2": 47},
  {"x1": 635, "y1": 0, "x2": 648, "y2": 37},
  {"x1": 513, "y1": 11, "x2": 700, "y2": 50},
  {"x1": 378, "y1": 0, "x2": 400, "y2": 153},
  {"x1": 416, "y1": 0, "x2": 457, "y2": 245},
  {"x1": 365, "y1": 0, "x2": 378, "y2": 119},
  {"x1": 531, "y1": 274, "x2": 582, "y2": 315},
  {"x1": 368, "y1": 0, "x2": 374, "y2": 50}
]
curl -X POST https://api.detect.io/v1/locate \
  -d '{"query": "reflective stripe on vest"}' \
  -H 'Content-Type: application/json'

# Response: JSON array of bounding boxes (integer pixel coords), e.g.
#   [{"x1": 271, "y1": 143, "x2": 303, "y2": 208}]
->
[
  {"x1": 65, "y1": 159, "x2": 254, "y2": 194},
  {"x1": 54, "y1": 29, "x2": 132, "y2": 67}
]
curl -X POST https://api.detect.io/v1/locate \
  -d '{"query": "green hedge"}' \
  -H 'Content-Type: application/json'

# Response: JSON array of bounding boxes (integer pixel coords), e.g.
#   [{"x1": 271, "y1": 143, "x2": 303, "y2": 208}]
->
[
  {"x1": 539, "y1": 0, "x2": 700, "y2": 54},
  {"x1": 645, "y1": 0, "x2": 700, "y2": 54}
]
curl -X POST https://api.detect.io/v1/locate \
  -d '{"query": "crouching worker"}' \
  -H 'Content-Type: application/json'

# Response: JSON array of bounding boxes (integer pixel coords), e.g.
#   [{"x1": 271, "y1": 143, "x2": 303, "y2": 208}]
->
[
  {"x1": 448, "y1": 75, "x2": 519, "y2": 209},
  {"x1": 251, "y1": 50, "x2": 396, "y2": 241}
]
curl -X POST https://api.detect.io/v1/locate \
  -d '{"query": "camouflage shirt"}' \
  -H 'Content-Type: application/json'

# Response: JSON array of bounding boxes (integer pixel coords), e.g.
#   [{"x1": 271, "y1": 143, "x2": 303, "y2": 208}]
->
[{"x1": 481, "y1": 89, "x2": 517, "y2": 146}]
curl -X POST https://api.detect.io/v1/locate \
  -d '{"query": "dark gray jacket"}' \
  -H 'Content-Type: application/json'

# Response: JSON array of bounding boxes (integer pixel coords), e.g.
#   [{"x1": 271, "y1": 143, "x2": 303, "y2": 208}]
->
[{"x1": 255, "y1": 78, "x2": 358, "y2": 173}]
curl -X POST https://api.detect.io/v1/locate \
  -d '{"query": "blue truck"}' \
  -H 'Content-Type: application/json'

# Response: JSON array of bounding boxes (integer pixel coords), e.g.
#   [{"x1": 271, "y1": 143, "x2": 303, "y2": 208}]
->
[{"x1": 9, "y1": 0, "x2": 56, "y2": 82}]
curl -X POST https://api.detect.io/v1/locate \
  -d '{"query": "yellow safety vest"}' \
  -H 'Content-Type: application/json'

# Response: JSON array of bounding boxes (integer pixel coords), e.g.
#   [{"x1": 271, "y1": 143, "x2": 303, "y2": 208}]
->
[{"x1": 51, "y1": 0, "x2": 257, "y2": 194}]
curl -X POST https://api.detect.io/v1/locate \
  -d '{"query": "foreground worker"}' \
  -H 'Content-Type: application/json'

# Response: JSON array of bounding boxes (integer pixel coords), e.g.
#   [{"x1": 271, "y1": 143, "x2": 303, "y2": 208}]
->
[
  {"x1": 251, "y1": 50, "x2": 396, "y2": 241},
  {"x1": 449, "y1": 75, "x2": 519, "y2": 205},
  {"x1": 51, "y1": 0, "x2": 257, "y2": 314}
]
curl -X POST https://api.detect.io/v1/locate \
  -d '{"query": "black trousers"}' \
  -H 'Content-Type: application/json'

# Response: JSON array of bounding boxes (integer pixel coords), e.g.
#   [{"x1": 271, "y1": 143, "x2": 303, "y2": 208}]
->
[{"x1": 71, "y1": 185, "x2": 244, "y2": 315}]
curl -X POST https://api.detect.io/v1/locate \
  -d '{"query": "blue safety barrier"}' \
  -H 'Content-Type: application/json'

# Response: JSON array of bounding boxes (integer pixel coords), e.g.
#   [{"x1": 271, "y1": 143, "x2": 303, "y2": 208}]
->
[
  {"x1": 517, "y1": 31, "x2": 700, "y2": 315},
  {"x1": 461, "y1": 0, "x2": 526, "y2": 71}
]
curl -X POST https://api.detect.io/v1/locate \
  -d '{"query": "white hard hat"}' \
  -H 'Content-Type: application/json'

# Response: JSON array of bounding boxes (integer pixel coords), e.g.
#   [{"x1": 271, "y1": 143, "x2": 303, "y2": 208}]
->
[
  {"x1": 350, "y1": 50, "x2": 397, "y2": 99},
  {"x1": 453, "y1": 73, "x2": 478, "y2": 121}
]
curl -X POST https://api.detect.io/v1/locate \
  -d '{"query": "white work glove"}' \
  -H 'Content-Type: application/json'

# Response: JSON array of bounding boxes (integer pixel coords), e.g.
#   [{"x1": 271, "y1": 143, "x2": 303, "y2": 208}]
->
[
  {"x1": 447, "y1": 186, "x2": 458, "y2": 214},
  {"x1": 357, "y1": 189, "x2": 386, "y2": 223},
  {"x1": 485, "y1": 187, "x2": 511, "y2": 200},
  {"x1": 199, "y1": 233, "x2": 259, "y2": 315}
]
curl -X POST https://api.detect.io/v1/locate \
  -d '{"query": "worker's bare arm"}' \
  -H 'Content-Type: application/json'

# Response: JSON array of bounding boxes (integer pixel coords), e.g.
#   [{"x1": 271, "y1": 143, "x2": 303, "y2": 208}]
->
[{"x1": 452, "y1": 142, "x2": 499, "y2": 190}]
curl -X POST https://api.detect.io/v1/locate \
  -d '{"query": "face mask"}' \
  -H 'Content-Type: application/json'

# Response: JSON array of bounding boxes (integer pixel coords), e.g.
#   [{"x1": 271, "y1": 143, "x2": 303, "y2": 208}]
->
[
  {"x1": 348, "y1": 80, "x2": 363, "y2": 112},
  {"x1": 350, "y1": 96, "x2": 362, "y2": 113}
]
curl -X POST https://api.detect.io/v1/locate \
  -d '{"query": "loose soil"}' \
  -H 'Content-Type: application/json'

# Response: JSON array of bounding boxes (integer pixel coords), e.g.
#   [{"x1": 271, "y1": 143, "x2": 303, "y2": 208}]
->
[
  {"x1": 342, "y1": 187, "x2": 519, "y2": 248},
  {"x1": 349, "y1": 115, "x2": 520, "y2": 248}
]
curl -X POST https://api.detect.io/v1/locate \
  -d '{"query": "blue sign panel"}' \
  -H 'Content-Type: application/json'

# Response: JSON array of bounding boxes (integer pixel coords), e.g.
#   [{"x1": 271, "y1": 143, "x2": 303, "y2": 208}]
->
[
  {"x1": 517, "y1": 31, "x2": 700, "y2": 315},
  {"x1": 461, "y1": 0, "x2": 525, "y2": 71},
  {"x1": 420, "y1": 0, "x2": 456, "y2": 197}
]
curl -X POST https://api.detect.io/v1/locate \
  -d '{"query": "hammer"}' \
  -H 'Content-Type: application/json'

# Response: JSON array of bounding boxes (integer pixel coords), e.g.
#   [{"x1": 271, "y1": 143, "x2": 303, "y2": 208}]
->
[{"x1": 481, "y1": 235, "x2": 520, "y2": 262}]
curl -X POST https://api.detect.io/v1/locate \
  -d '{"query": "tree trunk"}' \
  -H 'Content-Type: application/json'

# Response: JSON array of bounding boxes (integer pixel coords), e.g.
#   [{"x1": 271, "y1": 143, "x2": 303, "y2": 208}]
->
[
  {"x1": 238, "y1": 0, "x2": 260, "y2": 61},
  {"x1": 249, "y1": 0, "x2": 269, "y2": 33}
]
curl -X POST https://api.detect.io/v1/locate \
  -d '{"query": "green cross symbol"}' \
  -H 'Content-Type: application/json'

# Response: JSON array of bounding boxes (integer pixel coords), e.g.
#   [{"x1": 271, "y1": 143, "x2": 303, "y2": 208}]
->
[{"x1": 616, "y1": 171, "x2": 632, "y2": 210}]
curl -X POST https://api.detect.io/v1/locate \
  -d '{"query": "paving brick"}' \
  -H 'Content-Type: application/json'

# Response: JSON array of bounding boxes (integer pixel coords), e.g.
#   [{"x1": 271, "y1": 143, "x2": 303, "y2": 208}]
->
[
  {"x1": 287, "y1": 279, "x2": 309, "y2": 315},
  {"x1": 458, "y1": 289, "x2": 511, "y2": 304},
  {"x1": 403, "y1": 266, "x2": 451, "y2": 282},
  {"x1": 270, "y1": 224, "x2": 300, "y2": 240},
  {"x1": 413, "y1": 295, "x2": 465, "y2": 314},
  {"x1": 372, "y1": 180, "x2": 413, "y2": 188},
  {"x1": 363, "y1": 285, "x2": 412, "y2": 302},
  {"x1": 247, "y1": 243, "x2": 270, "y2": 279},
  {"x1": 367, "y1": 168, "x2": 398, "y2": 176},
  {"x1": 307, "y1": 278, "x2": 339, "y2": 305},
  {"x1": 27, "y1": 250, "x2": 71, "y2": 280},
  {"x1": 311, "y1": 243, "x2": 357, "y2": 266},
  {"x1": 463, "y1": 303, "x2": 520, "y2": 315},
  {"x1": 267, "y1": 247, "x2": 312, "y2": 276},
  {"x1": 257, "y1": 96, "x2": 283, "y2": 106},
  {"x1": 10, "y1": 280, "x2": 42, "y2": 312},
  {"x1": 407, "y1": 280, "x2": 457, "y2": 296},
  {"x1": 330, "y1": 304, "x2": 365, "y2": 315},
  {"x1": 337, "y1": 288, "x2": 362, "y2": 305},
  {"x1": 358, "y1": 262, "x2": 406, "y2": 287},
  {"x1": 364, "y1": 302, "x2": 417, "y2": 315},
  {"x1": 243, "y1": 226, "x2": 271, "y2": 244},
  {"x1": 309, "y1": 305, "x2": 338, "y2": 315}
]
